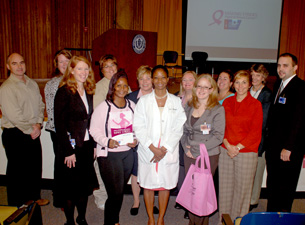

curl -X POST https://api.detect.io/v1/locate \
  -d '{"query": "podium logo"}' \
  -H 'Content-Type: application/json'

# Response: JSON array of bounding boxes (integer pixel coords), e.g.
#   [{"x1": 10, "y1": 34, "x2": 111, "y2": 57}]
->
[{"x1": 133, "y1": 34, "x2": 146, "y2": 54}]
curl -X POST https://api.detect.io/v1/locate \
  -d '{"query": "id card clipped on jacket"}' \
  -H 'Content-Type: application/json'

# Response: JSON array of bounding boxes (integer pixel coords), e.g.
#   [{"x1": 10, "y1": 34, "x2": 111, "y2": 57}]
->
[
  {"x1": 68, "y1": 132, "x2": 76, "y2": 149},
  {"x1": 200, "y1": 122, "x2": 211, "y2": 135}
]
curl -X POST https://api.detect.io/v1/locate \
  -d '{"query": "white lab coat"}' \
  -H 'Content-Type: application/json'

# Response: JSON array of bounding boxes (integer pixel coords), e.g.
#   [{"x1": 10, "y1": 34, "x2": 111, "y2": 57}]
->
[{"x1": 133, "y1": 91, "x2": 186, "y2": 189}]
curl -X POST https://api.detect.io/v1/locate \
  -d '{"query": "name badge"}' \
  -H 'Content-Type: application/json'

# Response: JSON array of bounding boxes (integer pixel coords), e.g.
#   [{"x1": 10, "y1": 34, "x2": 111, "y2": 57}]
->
[
  {"x1": 200, "y1": 123, "x2": 211, "y2": 135},
  {"x1": 68, "y1": 132, "x2": 76, "y2": 149},
  {"x1": 279, "y1": 97, "x2": 286, "y2": 104},
  {"x1": 70, "y1": 139, "x2": 76, "y2": 149}
]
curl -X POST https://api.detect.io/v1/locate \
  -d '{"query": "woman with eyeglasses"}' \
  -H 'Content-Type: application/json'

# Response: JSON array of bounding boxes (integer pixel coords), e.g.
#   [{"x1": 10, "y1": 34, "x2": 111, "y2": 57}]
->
[
  {"x1": 218, "y1": 70, "x2": 263, "y2": 222},
  {"x1": 92, "y1": 54, "x2": 120, "y2": 211},
  {"x1": 180, "y1": 74, "x2": 225, "y2": 225},
  {"x1": 94, "y1": 54, "x2": 119, "y2": 108}
]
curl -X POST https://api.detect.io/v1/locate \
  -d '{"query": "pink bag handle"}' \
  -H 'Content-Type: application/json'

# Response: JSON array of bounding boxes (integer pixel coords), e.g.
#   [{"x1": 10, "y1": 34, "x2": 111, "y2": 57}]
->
[{"x1": 195, "y1": 144, "x2": 211, "y2": 173}]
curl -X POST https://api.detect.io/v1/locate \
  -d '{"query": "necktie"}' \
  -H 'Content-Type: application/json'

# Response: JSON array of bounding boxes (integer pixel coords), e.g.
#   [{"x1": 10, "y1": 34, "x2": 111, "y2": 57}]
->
[{"x1": 274, "y1": 82, "x2": 283, "y2": 104}]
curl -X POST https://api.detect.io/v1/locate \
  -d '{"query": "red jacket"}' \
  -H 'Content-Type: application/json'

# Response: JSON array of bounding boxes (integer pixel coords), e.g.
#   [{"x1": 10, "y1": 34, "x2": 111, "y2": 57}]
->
[{"x1": 221, "y1": 93, "x2": 263, "y2": 153}]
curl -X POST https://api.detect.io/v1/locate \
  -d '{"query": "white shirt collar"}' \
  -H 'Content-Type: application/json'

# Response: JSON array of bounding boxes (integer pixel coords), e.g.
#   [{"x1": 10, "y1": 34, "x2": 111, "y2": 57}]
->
[{"x1": 281, "y1": 74, "x2": 296, "y2": 89}]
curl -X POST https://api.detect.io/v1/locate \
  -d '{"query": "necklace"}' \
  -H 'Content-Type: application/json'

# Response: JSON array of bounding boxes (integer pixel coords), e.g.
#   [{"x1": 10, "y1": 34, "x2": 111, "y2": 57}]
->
[{"x1": 155, "y1": 91, "x2": 168, "y2": 100}]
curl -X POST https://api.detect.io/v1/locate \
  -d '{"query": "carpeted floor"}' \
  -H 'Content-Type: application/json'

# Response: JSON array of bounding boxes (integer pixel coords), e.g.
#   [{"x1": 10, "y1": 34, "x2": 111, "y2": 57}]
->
[{"x1": 2, "y1": 185, "x2": 305, "y2": 225}]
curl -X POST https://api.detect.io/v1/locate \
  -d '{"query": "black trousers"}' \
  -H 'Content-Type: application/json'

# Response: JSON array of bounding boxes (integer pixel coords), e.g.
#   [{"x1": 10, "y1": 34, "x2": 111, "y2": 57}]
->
[
  {"x1": 2, "y1": 128, "x2": 42, "y2": 206},
  {"x1": 97, "y1": 150, "x2": 133, "y2": 225},
  {"x1": 266, "y1": 148, "x2": 303, "y2": 212}
]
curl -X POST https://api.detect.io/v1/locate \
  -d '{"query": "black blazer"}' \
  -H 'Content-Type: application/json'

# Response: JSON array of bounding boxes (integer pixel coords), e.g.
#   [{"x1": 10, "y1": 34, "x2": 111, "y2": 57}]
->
[
  {"x1": 256, "y1": 86, "x2": 272, "y2": 156},
  {"x1": 266, "y1": 76, "x2": 305, "y2": 154},
  {"x1": 54, "y1": 86, "x2": 94, "y2": 156},
  {"x1": 126, "y1": 89, "x2": 140, "y2": 104}
]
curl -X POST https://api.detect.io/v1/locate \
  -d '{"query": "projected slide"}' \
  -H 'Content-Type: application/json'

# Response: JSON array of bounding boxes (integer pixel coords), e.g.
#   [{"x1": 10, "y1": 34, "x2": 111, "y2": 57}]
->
[{"x1": 185, "y1": 0, "x2": 283, "y2": 62}]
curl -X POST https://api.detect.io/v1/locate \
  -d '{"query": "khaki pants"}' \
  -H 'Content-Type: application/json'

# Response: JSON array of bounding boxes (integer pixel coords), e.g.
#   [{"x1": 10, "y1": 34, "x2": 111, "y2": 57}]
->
[{"x1": 218, "y1": 147, "x2": 257, "y2": 222}]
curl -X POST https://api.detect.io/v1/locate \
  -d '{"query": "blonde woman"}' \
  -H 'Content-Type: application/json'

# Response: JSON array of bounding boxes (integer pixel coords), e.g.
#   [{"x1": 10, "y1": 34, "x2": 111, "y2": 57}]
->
[
  {"x1": 126, "y1": 65, "x2": 160, "y2": 216},
  {"x1": 178, "y1": 71, "x2": 197, "y2": 107},
  {"x1": 181, "y1": 74, "x2": 225, "y2": 225}
]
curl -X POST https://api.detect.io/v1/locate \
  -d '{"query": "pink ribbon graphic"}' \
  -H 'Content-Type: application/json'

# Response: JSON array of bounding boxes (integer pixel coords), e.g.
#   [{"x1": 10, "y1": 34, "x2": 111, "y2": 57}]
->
[{"x1": 209, "y1": 10, "x2": 224, "y2": 26}]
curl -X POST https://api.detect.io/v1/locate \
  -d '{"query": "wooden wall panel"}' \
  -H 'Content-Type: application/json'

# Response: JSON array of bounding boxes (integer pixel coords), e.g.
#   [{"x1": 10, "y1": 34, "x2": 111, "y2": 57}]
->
[
  {"x1": 4, "y1": 0, "x2": 53, "y2": 79},
  {"x1": 0, "y1": 0, "x2": 142, "y2": 80},
  {"x1": 86, "y1": 0, "x2": 116, "y2": 44},
  {"x1": 53, "y1": 0, "x2": 84, "y2": 51},
  {"x1": 0, "y1": 0, "x2": 53, "y2": 79},
  {"x1": 116, "y1": 0, "x2": 142, "y2": 30},
  {"x1": 0, "y1": 0, "x2": 12, "y2": 78},
  {"x1": 279, "y1": 0, "x2": 305, "y2": 80},
  {"x1": 143, "y1": 0, "x2": 182, "y2": 67},
  {"x1": 1, "y1": 0, "x2": 304, "y2": 80}
]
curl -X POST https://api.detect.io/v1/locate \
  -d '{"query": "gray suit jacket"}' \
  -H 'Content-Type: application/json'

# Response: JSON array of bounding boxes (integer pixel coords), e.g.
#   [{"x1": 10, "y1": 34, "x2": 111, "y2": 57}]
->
[{"x1": 181, "y1": 104, "x2": 225, "y2": 158}]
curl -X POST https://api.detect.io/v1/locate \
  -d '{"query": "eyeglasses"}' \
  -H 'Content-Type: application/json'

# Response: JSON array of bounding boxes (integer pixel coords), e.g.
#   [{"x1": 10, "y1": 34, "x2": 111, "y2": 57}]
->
[{"x1": 196, "y1": 86, "x2": 212, "y2": 91}]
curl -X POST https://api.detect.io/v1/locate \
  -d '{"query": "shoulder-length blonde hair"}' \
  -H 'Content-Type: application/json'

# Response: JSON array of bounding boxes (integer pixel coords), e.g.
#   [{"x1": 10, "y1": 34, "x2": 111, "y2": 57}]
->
[
  {"x1": 59, "y1": 56, "x2": 96, "y2": 95},
  {"x1": 178, "y1": 71, "x2": 197, "y2": 96},
  {"x1": 189, "y1": 74, "x2": 219, "y2": 110}
]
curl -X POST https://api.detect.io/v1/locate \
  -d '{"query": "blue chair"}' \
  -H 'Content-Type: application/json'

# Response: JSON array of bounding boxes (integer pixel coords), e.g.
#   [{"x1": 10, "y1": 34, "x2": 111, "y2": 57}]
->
[{"x1": 222, "y1": 212, "x2": 305, "y2": 225}]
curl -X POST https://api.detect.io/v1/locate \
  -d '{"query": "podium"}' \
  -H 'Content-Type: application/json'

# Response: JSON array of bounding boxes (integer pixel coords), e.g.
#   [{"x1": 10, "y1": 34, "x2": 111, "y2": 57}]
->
[{"x1": 92, "y1": 29, "x2": 157, "y2": 91}]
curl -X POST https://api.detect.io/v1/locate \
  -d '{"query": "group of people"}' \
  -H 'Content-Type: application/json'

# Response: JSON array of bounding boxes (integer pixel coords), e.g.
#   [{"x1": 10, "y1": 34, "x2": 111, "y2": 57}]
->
[{"x1": 0, "y1": 51, "x2": 304, "y2": 225}]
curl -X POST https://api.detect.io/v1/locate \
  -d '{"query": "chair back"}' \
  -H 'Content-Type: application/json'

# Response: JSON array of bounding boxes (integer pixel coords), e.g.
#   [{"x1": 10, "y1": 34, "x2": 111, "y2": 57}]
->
[
  {"x1": 163, "y1": 51, "x2": 178, "y2": 65},
  {"x1": 237, "y1": 212, "x2": 305, "y2": 225},
  {"x1": 191, "y1": 51, "x2": 208, "y2": 67}
]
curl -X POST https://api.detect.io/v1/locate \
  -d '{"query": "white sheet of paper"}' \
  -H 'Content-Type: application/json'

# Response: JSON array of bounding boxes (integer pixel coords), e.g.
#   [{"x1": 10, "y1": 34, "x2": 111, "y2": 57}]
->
[{"x1": 112, "y1": 133, "x2": 133, "y2": 145}]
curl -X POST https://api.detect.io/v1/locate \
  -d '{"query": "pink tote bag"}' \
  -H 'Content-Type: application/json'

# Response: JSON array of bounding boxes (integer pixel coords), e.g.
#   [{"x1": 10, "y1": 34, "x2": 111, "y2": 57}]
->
[{"x1": 176, "y1": 144, "x2": 217, "y2": 216}]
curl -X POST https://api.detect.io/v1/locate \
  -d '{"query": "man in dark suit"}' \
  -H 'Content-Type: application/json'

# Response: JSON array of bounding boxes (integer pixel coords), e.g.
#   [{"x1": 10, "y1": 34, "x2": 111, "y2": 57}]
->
[{"x1": 265, "y1": 53, "x2": 305, "y2": 212}]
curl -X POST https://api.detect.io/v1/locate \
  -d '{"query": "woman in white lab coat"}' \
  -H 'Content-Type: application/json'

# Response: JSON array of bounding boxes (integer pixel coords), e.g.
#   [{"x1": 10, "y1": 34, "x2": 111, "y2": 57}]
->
[{"x1": 133, "y1": 65, "x2": 186, "y2": 225}]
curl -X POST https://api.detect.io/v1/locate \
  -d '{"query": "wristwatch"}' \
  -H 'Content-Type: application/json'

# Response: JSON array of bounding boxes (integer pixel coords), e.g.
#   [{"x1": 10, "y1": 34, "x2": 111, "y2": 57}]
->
[{"x1": 236, "y1": 146, "x2": 241, "y2": 151}]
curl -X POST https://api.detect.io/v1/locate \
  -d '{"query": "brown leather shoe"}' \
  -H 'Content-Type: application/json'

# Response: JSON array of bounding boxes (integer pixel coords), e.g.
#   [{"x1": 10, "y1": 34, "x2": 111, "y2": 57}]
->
[{"x1": 36, "y1": 199, "x2": 50, "y2": 206}]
